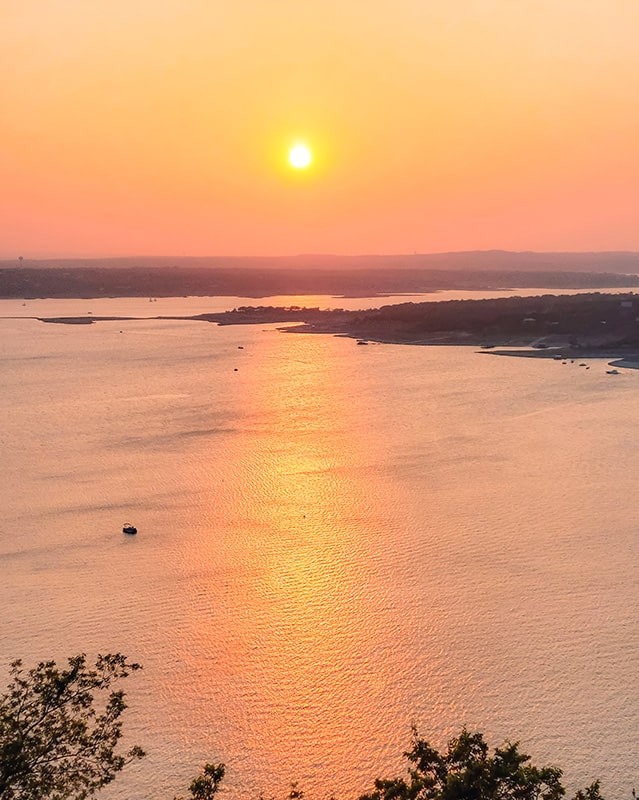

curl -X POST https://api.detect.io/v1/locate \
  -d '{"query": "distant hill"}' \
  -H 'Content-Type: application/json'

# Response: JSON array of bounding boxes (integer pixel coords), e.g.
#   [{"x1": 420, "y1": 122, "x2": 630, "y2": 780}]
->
[{"x1": 3, "y1": 251, "x2": 639, "y2": 273}]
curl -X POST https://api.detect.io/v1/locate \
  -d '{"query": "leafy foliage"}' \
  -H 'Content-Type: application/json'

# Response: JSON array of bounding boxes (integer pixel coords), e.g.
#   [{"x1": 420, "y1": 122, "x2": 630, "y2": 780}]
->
[
  {"x1": 359, "y1": 729, "x2": 603, "y2": 800},
  {"x1": 176, "y1": 763, "x2": 226, "y2": 800},
  {"x1": 0, "y1": 653, "x2": 144, "y2": 800}
]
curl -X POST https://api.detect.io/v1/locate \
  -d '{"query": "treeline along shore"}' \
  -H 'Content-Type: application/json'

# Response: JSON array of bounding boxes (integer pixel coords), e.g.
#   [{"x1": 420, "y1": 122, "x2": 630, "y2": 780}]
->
[
  {"x1": 36, "y1": 292, "x2": 639, "y2": 357},
  {"x1": 2, "y1": 260, "x2": 639, "y2": 299}
]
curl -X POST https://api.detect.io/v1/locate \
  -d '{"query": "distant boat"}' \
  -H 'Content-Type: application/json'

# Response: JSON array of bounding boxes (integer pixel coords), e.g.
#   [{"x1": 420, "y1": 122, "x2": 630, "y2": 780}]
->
[
  {"x1": 606, "y1": 369, "x2": 620, "y2": 375},
  {"x1": 122, "y1": 524, "x2": 137, "y2": 535},
  {"x1": 356, "y1": 340, "x2": 369, "y2": 346}
]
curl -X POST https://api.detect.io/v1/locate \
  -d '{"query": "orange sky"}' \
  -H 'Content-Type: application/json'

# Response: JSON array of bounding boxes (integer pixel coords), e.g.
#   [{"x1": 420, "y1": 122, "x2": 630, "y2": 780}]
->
[{"x1": 2, "y1": 0, "x2": 639, "y2": 257}]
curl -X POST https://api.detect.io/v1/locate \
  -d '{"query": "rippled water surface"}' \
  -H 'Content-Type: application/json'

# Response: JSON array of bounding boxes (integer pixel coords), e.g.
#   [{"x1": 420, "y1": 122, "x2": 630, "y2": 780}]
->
[{"x1": 2, "y1": 298, "x2": 639, "y2": 799}]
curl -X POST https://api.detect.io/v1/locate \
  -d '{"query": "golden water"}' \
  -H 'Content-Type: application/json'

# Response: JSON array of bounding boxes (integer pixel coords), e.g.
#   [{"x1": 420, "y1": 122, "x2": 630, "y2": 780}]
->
[{"x1": 1, "y1": 300, "x2": 638, "y2": 799}]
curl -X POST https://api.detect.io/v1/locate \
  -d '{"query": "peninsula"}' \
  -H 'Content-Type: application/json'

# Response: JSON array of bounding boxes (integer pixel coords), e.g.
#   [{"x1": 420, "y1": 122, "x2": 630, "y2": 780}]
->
[{"x1": 36, "y1": 292, "x2": 639, "y2": 361}]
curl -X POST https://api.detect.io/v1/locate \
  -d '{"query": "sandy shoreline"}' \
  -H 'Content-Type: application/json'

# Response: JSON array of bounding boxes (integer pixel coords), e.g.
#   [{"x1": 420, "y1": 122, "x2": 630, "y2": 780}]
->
[{"x1": 482, "y1": 348, "x2": 639, "y2": 369}]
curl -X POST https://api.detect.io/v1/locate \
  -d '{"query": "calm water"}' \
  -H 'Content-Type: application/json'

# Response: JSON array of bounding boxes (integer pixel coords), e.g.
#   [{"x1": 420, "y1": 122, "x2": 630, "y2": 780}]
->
[{"x1": 2, "y1": 296, "x2": 639, "y2": 799}]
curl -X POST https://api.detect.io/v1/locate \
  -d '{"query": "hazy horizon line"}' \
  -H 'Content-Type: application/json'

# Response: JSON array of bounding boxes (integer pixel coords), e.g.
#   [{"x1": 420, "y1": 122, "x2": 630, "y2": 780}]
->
[{"x1": 3, "y1": 249, "x2": 639, "y2": 262}]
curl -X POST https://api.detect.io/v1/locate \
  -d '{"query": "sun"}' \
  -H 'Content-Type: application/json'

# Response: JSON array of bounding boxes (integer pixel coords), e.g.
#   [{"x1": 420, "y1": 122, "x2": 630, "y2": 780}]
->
[{"x1": 289, "y1": 143, "x2": 312, "y2": 169}]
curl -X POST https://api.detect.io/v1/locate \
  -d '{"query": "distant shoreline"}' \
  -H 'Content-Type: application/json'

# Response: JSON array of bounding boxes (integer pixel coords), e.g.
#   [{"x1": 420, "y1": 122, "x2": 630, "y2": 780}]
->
[{"x1": 2, "y1": 261, "x2": 639, "y2": 301}]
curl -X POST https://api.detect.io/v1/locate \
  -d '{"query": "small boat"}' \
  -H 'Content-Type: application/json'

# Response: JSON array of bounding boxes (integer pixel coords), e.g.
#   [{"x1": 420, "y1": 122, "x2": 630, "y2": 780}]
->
[
  {"x1": 122, "y1": 524, "x2": 137, "y2": 535},
  {"x1": 356, "y1": 340, "x2": 369, "y2": 346},
  {"x1": 606, "y1": 369, "x2": 620, "y2": 375}
]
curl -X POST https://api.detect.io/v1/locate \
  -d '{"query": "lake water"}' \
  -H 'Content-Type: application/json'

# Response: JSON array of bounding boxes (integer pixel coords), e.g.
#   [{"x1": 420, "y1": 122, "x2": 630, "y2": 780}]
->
[{"x1": 2, "y1": 293, "x2": 639, "y2": 800}]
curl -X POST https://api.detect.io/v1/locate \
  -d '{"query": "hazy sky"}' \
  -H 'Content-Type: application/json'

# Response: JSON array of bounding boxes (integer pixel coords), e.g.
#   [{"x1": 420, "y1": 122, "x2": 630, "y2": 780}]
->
[{"x1": 2, "y1": 1, "x2": 638, "y2": 257}]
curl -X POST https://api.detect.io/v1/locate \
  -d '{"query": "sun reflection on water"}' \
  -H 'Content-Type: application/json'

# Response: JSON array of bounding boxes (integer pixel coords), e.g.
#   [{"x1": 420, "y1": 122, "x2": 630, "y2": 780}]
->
[{"x1": 169, "y1": 333, "x2": 425, "y2": 797}]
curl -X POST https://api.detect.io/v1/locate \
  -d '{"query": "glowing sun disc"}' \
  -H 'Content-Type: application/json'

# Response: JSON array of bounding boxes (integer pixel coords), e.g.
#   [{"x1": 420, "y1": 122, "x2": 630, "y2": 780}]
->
[{"x1": 289, "y1": 144, "x2": 312, "y2": 169}]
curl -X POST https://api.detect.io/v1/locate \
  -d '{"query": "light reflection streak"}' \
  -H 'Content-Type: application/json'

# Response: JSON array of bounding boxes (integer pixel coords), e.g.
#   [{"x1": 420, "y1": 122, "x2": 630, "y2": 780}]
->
[{"x1": 173, "y1": 332, "x2": 426, "y2": 798}]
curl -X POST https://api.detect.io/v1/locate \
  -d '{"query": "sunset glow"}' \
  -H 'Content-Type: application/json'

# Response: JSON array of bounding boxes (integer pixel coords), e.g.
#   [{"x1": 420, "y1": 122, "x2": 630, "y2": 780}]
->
[{"x1": 2, "y1": 1, "x2": 639, "y2": 257}]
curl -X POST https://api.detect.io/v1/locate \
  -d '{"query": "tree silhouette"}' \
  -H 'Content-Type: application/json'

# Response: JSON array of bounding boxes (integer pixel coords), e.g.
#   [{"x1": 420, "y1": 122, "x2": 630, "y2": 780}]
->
[{"x1": 0, "y1": 653, "x2": 144, "y2": 800}]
